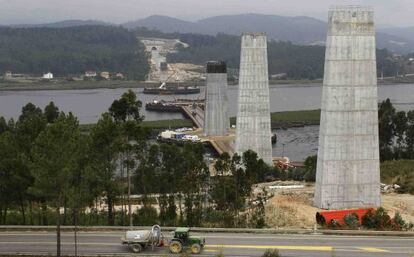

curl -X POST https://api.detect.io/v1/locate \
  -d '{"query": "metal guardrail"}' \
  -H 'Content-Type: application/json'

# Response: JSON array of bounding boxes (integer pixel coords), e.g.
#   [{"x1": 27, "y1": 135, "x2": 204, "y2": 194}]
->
[{"x1": 0, "y1": 225, "x2": 413, "y2": 237}]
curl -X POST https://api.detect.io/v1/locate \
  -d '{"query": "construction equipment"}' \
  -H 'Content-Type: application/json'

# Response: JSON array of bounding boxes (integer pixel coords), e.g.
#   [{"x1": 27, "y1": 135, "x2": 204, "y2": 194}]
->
[
  {"x1": 121, "y1": 225, "x2": 164, "y2": 253},
  {"x1": 169, "y1": 227, "x2": 205, "y2": 254}
]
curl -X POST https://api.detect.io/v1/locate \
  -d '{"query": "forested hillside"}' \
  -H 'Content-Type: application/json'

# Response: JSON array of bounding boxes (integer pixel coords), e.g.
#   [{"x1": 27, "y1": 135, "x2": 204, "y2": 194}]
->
[
  {"x1": 167, "y1": 33, "x2": 400, "y2": 80},
  {"x1": 0, "y1": 26, "x2": 149, "y2": 80},
  {"x1": 126, "y1": 14, "x2": 414, "y2": 54}
]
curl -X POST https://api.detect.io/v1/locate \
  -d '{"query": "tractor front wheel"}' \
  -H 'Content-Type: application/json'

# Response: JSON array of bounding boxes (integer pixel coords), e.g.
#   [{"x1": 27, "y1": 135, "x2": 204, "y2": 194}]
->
[
  {"x1": 169, "y1": 241, "x2": 183, "y2": 254},
  {"x1": 191, "y1": 243, "x2": 202, "y2": 254}
]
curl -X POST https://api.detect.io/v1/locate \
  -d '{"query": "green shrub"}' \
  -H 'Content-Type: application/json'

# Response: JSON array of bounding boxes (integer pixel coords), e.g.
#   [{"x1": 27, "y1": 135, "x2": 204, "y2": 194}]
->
[
  {"x1": 262, "y1": 249, "x2": 281, "y2": 257},
  {"x1": 391, "y1": 212, "x2": 406, "y2": 231},
  {"x1": 343, "y1": 213, "x2": 359, "y2": 229},
  {"x1": 362, "y1": 208, "x2": 392, "y2": 230}
]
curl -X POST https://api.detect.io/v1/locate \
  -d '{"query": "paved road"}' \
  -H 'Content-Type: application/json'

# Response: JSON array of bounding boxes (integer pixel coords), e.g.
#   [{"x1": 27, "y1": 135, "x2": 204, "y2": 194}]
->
[{"x1": 0, "y1": 231, "x2": 414, "y2": 257}]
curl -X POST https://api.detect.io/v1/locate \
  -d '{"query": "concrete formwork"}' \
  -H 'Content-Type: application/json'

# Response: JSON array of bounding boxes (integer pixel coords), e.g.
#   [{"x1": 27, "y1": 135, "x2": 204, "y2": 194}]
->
[
  {"x1": 204, "y1": 61, "x2": 229, "y2": 136},
  {"x1": 235, "y1": 33, "x2": 272, "y2": 164},
  {"x1": 315, "y1": 6, "x2": 381, "y2": 209}
]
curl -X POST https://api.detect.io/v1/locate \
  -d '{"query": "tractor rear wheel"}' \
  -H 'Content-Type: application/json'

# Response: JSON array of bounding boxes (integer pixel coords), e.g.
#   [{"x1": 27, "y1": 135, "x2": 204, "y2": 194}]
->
[
  {"x1": 130, "y1": 243, "x2": 143, "y2": 253},
  {"x1": 191, "y1": 243, "x2": 202, "y2": 254},
  {"x1": 169, "y1": 241, "x2": 183, "y2": 254}
]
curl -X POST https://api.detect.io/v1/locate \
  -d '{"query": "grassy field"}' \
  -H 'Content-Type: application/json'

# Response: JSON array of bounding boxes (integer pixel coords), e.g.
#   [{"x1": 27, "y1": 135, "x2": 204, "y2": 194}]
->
[
  {"x1": 270, "y1": 109, "x2": 320, "y2": 122},
  {"x1": 230, "y1": 109, "x2": 321, "y2": 128}
]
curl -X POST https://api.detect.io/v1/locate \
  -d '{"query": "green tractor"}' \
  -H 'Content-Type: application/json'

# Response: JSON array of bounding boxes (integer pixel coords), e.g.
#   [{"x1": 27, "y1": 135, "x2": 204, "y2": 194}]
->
[{"x1": 169, "y1": 227, "x2": 205, "y2": 254}]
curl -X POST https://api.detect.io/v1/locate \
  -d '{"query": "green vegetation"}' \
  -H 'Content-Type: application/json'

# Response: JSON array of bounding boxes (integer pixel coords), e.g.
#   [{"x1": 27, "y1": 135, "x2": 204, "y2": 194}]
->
[
  {"x1": 0, "y1": 90, "x2": 287, "y2": 231},
  {"x1": 262, "y1": 249, "x2": 281, "y2": 257},
  {"x1": 1, "y1": 90, "x2": 413, "y2": 253},
  {"x1": 378, "y1": 99, "x2": 414, "y2": 161},
  {"x1": 165, "y1": 33, "x2": 402, "y2": 80},
  {"x1": 1, "y1": 89, "x2": 316, "y2": 231},
  {"x1": 270, "y1": 109, "x2": 320, "y2": 122},
  {"x1": 362, "y1": 208, "x2": 413, "y2": 231},
  {"x1": 381, "y1": 160, "x2": 414, "y2": 194},
  {"x1": 270, "y1": 109, "x2": 320, "y2": 127},
  {"x1": 0, "y1": 26, "x2": 149, "y2": 80},
  {"x1": 343, "y1": 213, "x2": 359, "y2": 229},
  {"x1": 167, "y1": 34, "x2": 325, "y2": 80},
  {"x1": 231, "y1": 109, "x2": 321, "y2": 128}
]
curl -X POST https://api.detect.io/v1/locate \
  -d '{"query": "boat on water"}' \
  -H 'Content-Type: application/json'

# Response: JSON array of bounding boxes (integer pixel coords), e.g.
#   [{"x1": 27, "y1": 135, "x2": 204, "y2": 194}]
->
[
  {"x1": 145, "y1": 98, "x2": 205, "y2": 112},
  {"x1": 143, "y1": 82, "x2": 200, "y2": 95},
  {"x1": 145, "y1": 100, "x2": 182, "y2": 112}
]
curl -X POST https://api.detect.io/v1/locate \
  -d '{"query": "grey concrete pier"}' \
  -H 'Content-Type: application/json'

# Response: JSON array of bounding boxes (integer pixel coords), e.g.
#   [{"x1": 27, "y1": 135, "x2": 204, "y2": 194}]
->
[
  {"x1": 204, "y1": 61, "x2": 229, "y2": 136},
  {"x1": 235, "y1": 33, "x2": 272, "y2": 164},
  {"x1": 315, "y1": 6, "x2": 381, "y2": 209}
]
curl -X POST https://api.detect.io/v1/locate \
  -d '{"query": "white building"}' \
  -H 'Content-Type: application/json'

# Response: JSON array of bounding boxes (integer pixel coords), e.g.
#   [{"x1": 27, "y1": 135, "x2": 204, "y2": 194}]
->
[
  {"x1": 4, "y1": 71, "x2": 12, "y2": 79},
  {"x1": 42, "y1": 72, "x2": 53, "y2": 79},
  {"x1": 100, "y1": 71, "x2": 110, "y2": 80},
  {"x1": 85, "y1": 71, "x2": 97, "y2": 78}
]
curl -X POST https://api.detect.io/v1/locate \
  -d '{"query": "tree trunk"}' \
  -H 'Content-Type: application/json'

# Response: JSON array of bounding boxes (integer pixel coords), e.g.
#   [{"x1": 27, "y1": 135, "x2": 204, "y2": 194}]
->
[
  {"x1": 0, "y1": 206, "x2": 2, "y2": 224},
  {"x1": 107, "y1": 196, "x2": 114, "y2": 226},
  {"x1": 29, "y1": 201, "x2": 33, "y2": 225},
  {"x1": 3, "y1": 207, "x2": 8, "y2": 224},
  {"x1": 56, "y1": 207, "x2": 61, "y2": 257},
  {"x1": 37, "y1": 203, "x2": 42, "y2": 225},
  {"x1": 178, "y1": 194, "x2": 183, "y2": 225},
  {"x1": 74, "y1": 208, "x2": 78, "y2": 257},
  {"x1": 120, "y1": 156, "x2": 125, "y2": 226},
  {"x1": 127, "y1": 164, "x2": 132, "y2": 228},
  {"x1": 94, "y1": 198, "x2": 98, "y2": 225},
  {"x1": 63, "y1": 198, "x2": 67, "y2": 225},
  {"x1": 42, "y1": 201, "x2": 48, "y2": 225},
  {"x1": 19, "y1": 194, "x2": 26, "y2": 225}
]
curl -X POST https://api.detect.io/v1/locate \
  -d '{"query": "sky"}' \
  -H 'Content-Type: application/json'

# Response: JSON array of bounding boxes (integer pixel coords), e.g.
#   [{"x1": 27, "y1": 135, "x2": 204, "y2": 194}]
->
[{"x1": 0, "y1": 0, "x2": 413, "y2": 27}]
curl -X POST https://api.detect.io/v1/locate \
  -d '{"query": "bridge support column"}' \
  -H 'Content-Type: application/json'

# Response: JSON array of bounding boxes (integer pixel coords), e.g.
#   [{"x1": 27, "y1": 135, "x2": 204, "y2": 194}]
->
[
  {"x1": 236, "y1": 33, "x2": 272, "y2": 165},
  {"x1": 204, "y1": 61, "x2": 229, "y2": 136},
  {"x1": 315, "y1": 6, "x2": 381, "y2": 209}
]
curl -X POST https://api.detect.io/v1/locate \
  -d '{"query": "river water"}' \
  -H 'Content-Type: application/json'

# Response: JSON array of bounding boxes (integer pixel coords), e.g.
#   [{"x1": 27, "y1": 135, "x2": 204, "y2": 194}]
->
[{"x1": 1, "y1": 83, "x2": 413, "y2": 161}]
